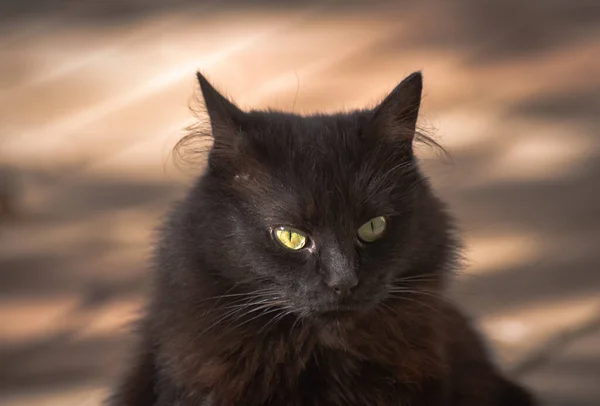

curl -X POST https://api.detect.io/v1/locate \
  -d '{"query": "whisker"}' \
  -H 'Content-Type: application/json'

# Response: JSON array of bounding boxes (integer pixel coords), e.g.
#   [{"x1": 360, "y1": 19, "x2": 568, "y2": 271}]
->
[
  {"x1": 259, "y1": 308, "x2": 293, "y2": 335},
  {"x1": 394, "y1": 274, "x2": 441, "y2": 283},
  {"x1": 202, "y1": 293, "x2": 284, "y2": 315},
  {"x1": 388, "y1": 288, "x2": 444, "y2": 301},
  {"x1": 197, "y1": 288, "x2": 280, "y2": 303},
  {"x1": 183, "y1": 312, "x2": 242, "y2": 355},
  {"x1": 199, "y1": 305, "x2": 252, "y2": 337},
  {"x1": 288, "y1": 315, "x2": 303, "y2": 340},
  {"x1": 197, "y1": 299, "x2": 286, "y2": 341},
  {"x1": 229, "y1": 306, "x2": 285, "y2": 332},
  {"x1": 385, "y1": 293, "x2": 443, "y2": 316},
  {"x1": 202, "y1": 296, "x2": 257, "y2": 315}
]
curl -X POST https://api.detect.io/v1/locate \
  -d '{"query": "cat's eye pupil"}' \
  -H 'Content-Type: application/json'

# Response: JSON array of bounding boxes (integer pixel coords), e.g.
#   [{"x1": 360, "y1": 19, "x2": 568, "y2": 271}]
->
[
  {"x1": 274, "y1": 227, "x2": 307, "y2": 251},
  {"x1": 357, "y1": 216, "x2": 387, "y2": 243}
]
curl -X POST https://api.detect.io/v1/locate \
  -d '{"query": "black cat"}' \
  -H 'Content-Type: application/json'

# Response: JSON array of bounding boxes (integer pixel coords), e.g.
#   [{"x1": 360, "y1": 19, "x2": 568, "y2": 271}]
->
[{"x1": 108, "y1": 72, "x2": 536, "y2": 405}]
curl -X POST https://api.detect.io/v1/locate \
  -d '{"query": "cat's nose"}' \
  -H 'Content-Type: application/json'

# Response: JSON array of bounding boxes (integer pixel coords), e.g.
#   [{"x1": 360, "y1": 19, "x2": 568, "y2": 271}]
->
[
  {"x1": 321, "y1": 240, "x2": 359, "y2": 298},
  {"x1": 326, "y1": 273, "x2": 358, "y2": 298}
]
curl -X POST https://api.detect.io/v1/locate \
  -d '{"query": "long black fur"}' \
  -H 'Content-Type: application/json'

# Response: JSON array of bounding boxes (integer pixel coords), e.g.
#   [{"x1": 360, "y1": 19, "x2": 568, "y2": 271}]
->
[{"x1": 108, "y1": 72, "x2": 536, "y2": 405}]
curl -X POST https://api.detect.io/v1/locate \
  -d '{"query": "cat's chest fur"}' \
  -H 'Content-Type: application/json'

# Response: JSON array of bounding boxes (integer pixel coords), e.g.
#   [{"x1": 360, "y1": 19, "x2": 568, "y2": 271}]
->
[
  {"x1": 233, "y1": 355, "x2": 417, "y2": 406},
  {"x1": 161, "y1": 311, "x2": 446, "y2": 406}
]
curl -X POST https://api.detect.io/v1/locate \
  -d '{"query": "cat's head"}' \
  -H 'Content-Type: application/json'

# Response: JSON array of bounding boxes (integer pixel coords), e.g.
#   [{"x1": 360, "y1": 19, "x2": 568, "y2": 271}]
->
[{"x1": 173, "y1": 72, "x2": 455, "y2": 321}]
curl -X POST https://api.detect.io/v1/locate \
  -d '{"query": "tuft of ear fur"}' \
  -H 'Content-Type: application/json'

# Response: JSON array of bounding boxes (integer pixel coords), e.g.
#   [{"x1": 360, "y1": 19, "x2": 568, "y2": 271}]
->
[
  {"x1": 196, "y1": 72, "x2": 246, "y2": 149},
  {"x1": 173, "y1": 73, "x2": 247, "y2": 171},
  {"x1": 368, "y1": 71, "x2": 423, "y2": 143}
]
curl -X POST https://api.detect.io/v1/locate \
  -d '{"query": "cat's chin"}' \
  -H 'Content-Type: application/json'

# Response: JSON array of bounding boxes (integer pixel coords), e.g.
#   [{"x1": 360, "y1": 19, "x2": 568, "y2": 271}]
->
[
  {"x1": 312, "y1": 310, "x2": 361, "y2": 345},
  {"x1": 315, "y1": 308, "x2": 356, "y2": 320},
  {"x1": 308, "y1": 302, "x2": 370, "y2": 323}
]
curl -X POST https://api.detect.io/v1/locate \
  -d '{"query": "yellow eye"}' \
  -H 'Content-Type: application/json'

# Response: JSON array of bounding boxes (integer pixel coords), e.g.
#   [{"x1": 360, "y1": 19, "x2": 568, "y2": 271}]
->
[
  {"x1": 274, "y1": 227, "x2": 307, "y2": 250},
  {"x1": 357, "y1": 216, "x2": 387, "y2": 242}
]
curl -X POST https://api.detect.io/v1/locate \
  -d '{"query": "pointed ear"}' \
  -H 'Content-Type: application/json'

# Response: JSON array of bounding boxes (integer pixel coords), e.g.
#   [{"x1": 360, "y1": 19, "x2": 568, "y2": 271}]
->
[
  {"x1": 367, "y1": 71, "x2": 423, "y2": 143},
  {"x1": 196, "y1": 72, "x2": 245, "y2": 143}
]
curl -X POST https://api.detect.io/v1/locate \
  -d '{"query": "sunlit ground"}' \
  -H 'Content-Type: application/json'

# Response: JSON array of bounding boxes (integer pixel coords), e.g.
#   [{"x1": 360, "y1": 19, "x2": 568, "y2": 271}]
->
[{"x1": 1, "y1": 1, "x2": 599, "y2": 405}]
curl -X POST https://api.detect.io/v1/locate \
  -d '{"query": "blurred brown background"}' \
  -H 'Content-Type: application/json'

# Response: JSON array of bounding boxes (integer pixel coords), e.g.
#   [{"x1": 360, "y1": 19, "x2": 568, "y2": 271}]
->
[{"x1": 1, "y1": 0, "x2": 599, "y2": 405}]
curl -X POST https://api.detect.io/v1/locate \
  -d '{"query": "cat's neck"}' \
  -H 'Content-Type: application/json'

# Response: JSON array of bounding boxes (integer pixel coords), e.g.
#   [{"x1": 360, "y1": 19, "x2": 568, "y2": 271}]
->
[{"x1": 153, "y1": 294, "x2": 447, "y2": 403}]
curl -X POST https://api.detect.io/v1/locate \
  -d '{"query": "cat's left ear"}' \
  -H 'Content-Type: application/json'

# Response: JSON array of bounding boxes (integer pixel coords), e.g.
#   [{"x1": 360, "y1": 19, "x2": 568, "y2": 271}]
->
[
  {"x1": 196, "y1": 72, "x2": 245, "y2": 145},
  {"x1": 367, "y1": 71, "x2": 423, "y2": 143}
]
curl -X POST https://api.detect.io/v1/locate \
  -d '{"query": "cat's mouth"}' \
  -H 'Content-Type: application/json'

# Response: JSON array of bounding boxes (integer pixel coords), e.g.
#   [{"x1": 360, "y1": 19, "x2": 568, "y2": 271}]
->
[{"x1": 314, "y1": 304, "x2": 361, "y2": 320}]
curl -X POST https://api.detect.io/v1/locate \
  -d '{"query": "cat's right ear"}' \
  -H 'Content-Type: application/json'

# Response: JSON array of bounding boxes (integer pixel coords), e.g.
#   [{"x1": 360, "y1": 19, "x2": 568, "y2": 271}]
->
[{"x1": 196, "y1": 72, "x2": 245, "y2": 147}]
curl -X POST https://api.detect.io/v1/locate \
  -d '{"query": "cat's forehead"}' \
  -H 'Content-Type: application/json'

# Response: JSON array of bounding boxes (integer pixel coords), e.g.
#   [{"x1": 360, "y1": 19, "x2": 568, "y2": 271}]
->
[
  {"x1": 244, "y1": 112, "x2": 366, "y2": 165},
  {"x1": 234, "y1": 112, "x2": 412, "y2": 227},
  {"x1": 249, "y1": 111, "x2": 363, "y2": 144}
]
